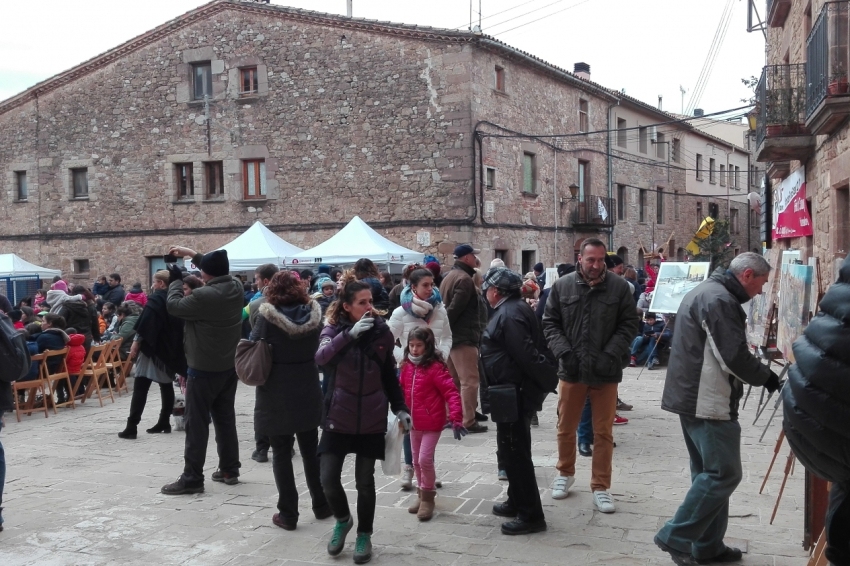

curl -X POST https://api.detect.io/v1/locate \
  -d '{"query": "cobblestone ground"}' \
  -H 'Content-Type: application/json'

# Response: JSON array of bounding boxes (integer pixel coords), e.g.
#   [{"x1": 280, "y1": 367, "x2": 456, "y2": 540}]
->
[{"x1": 0, "y1": 367, "x2": 809, "y2": 565}]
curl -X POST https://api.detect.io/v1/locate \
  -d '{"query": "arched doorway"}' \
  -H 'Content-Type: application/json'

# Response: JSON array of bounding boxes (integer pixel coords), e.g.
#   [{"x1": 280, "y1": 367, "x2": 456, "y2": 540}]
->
[{"x1": 616, "y1": 246, "x2": 628, "y2": 264}]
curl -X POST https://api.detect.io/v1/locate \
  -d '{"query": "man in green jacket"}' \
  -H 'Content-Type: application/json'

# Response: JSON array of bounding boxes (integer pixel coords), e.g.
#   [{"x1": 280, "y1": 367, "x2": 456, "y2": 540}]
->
[{"x1": 161, "y1": 246, "x2": 244, "y2": 495}]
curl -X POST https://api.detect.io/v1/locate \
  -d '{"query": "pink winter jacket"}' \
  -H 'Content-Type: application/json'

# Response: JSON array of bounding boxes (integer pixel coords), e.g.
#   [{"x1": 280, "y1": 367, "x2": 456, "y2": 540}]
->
[
  {"x1": 399, "y1": 359, "x2": 463, "y2": 432},
  {"x1": 125, "y1": 291, "x2": 148, "y2": 307}
]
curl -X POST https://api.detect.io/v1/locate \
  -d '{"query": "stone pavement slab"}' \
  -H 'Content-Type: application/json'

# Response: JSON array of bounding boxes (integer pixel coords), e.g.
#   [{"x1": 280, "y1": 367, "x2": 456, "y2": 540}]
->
[{"x1": 0, "y1": 367, "x2": 810, "y2": 565}]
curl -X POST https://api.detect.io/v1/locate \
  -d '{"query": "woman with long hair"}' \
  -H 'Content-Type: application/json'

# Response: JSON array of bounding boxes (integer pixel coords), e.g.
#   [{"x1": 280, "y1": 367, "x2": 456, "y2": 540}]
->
[
  {"x1": 315, "y1": 276, "x2": 410, "y2": 564},
  {"x1": 352, "y1": 258, "x2": 390, "y2": 313},
  {"x1": 118, "y1": 271, "x2": 186, "y2": 439},
  {"x1": 250, "y1": 271, "x2": 331, "y2": 530}
]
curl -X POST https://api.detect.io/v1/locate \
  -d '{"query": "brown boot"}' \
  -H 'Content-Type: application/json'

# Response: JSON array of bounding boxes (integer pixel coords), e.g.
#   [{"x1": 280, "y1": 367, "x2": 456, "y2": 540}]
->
[
  {"x1": 417, "y1": 489, "x2": 436, "y2": 521},
  {"x1": 408, "y1": 488, "x2": 421, "y2": 514}
]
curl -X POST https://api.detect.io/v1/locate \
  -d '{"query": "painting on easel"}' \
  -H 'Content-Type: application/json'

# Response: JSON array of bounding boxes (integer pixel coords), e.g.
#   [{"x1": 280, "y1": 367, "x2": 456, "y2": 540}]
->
[
  {"x1": 777, "y1": 263, "x2": 814, "y2": 363},
  {"x1": 746, "y1": 247, "x2": 782, "y2": 348}
]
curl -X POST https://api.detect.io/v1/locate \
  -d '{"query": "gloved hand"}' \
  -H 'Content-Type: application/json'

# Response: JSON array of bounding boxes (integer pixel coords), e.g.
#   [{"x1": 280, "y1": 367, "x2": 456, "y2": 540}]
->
[
  {"x1": 764, "y1": 370, "x2": 781, "y2": 393},
  {"x1": 452, "y1": 422, "x2": 468, "y2": 441},
  {"x1": 396, "y1": 410, "x2": 412, "y2": 433},
  {"x1": 349, "y1": 314, "x2": 374, "y2": 339},
  {"x1": 167, "y1": 264, "x2": 184, "y2": 285}
]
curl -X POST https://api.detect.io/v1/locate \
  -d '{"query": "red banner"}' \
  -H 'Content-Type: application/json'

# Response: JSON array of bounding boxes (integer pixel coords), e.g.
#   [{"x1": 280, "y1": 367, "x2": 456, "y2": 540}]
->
[{"x1": 773, "y1": 167, "x2": 813, "y2": 240}]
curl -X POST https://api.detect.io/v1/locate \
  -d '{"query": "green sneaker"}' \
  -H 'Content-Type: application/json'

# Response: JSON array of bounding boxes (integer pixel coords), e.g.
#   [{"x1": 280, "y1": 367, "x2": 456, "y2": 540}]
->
[
  {"x1": 353, "y1": 532, "x2": 372, "y2": 564},
  {"x1": 327, "y1": 516, "x2": 353, "y2": 556}
]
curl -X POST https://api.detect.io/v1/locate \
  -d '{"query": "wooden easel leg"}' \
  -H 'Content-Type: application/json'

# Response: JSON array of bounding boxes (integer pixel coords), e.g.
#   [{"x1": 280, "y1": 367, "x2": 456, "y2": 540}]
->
[
  {"x1": 742, "y1": 385, "x2": 753, "y2": 410},
  {"x1": 760, "y1": 430, "x2": 785, "y2": 494},
  {"x1": 806, "y1": 527, "x2": 828, "y2": 566},
  {"x1": 770, "y1": 451, "x2": 796, "y2": 525}
]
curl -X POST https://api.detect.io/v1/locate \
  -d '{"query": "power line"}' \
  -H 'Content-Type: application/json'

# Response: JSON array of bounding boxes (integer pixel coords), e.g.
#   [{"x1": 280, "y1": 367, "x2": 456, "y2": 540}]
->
[
  {"x1": 477, "y1": 0, "x2": 570, "y2": 33},
  {"x1": 452, "y1": 0, "x2": 544, "y2": 30},
  {"x1": 686, "y1": 0, "x2": 734, "y2": 114},
  {"x1": 492, "y1": 0, "x2": 594, "y2": 36}
]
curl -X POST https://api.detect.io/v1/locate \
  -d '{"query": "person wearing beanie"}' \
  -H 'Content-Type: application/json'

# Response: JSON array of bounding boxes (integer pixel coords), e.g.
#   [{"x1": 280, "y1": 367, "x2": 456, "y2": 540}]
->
[
  {"x1": 425, "y1": 261, "x2": 443, "y2": 287},
  {"x1": 490, "y1": 258, "x2": 506, "y2": 269},
  {"x1": 160, "y1": 246, "x2": 245, "y2": 495},
  {"x1": 125, "y1": 282, "x2": 148, "y2": 307},
  {"x1": 533, "y1": 262, "x2": 546, "y2": 289}
]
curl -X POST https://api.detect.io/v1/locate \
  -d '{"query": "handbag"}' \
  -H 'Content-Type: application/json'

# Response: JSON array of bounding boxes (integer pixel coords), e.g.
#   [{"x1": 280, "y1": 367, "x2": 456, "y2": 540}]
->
[
  {"x1": 381, "y1": 412, "x2": 403, "y2": 476},
  {"x1": 235, "y1": 317, "x2": 272, "y2": 386},
  {"x1": 488, "y1": 383, "x2": 519, "y2": 423}
]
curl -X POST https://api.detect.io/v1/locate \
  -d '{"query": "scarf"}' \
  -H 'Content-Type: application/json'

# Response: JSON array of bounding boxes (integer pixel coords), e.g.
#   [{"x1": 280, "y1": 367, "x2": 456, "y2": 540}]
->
[
  {"x1": 400, "y1": 285, "x2": 443, "y2": 321},
  {"x1": 408, "y1": 353, "x2": 423, "y2": 365},
  {"x1": 577, "y1": 262, "x2": 607, "y2": 287}
]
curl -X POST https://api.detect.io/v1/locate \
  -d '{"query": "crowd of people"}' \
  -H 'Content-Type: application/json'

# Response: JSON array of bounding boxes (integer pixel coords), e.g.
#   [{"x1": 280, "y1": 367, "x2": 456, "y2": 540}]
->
[{"x1": 0, "y1": 243, "x2": 847, "y2": 566}]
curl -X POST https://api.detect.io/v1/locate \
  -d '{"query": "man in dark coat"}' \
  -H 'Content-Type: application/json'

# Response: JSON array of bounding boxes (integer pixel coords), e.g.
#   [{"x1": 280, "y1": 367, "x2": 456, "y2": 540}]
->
[
  {"x1": 481, "y1": 267, "x2": 557, "y2": 536},
  {"x1": 655, "y1": 252, "x2": 780, "y2": 565},
  {"x1": 783, "y1": 255, "x2": 850, "y2": 566},
  {"x1": 100, "y1": 273, "x2": 126, "y2": 307}
]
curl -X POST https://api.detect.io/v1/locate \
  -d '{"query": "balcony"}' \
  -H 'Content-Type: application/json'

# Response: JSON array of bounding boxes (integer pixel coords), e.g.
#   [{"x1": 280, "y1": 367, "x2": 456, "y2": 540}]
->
[
  {"x1": 806, "y1": 1, "x2": 850, "y2": 136},
  {"x1": 767, "y1": 0, "x2": 792, "y2": 27},
  {"x1": 755, "y1": 64, "x2": 815, "y2": 163},
  {"x1": 570, "y1": 195, "x2": 616, "y2": 229}
]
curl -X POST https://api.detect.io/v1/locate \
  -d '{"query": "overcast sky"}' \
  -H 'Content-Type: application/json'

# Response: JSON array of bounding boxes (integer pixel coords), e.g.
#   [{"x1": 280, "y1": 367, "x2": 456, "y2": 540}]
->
[{"x1": 0, "y1": 0, "x2": 765, "y2": 117}]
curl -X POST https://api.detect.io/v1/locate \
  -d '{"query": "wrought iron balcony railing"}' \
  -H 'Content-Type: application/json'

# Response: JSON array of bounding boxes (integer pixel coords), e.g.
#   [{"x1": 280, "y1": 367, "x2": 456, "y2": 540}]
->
[
  {"x1": 570, "y1": 195, "x2": 616, "y2": 229},
  {"x1": 755, "y1": 63, "x2": 809, "y2": 149}
]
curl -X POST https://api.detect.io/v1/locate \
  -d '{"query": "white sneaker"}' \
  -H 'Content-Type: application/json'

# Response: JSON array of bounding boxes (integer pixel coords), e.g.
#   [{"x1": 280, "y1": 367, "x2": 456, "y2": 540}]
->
[
  {"x1": 593, "y1": 490, "x2": 615, "y2": 513},
  {"x1": 551, "y1": 476, "x2": 575, "y2": 500},
  {"x1": 400, "y1": 465, "x2": 414, "y2": 491}
]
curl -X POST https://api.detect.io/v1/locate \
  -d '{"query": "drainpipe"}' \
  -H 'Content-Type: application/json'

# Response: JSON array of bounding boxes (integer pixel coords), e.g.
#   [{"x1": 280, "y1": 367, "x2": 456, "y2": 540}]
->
[
  {"x1": 553, "y1": 147, "x2": 558, "y2": 264},
  {"x1": 606, "y1": 99, "x2": 620, "y2": 251}
]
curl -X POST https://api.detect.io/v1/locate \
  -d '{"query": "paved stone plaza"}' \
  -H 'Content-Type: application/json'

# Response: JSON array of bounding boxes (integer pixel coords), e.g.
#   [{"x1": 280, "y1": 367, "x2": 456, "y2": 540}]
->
[{"x1": 0, "y1": 367, "x2": 810, "y2": 565}]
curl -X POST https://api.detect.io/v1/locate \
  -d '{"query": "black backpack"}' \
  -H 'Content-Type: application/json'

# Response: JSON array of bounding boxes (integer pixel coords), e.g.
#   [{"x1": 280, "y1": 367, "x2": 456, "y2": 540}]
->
[{"x1": 0, "y1": 311, "x2": 31, "y2": 382}]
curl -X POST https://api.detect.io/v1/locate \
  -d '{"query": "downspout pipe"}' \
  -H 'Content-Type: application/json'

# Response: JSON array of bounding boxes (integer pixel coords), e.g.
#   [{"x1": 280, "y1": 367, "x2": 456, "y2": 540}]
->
[{"x1": 606, "y1": 98, "x2": 620, "y2": 251}]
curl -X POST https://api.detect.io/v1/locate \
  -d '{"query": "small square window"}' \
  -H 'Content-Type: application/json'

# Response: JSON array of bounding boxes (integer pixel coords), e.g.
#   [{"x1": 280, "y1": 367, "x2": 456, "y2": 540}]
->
[
  {"x1": 192, "y1": 62, "x2": 213, "y2": 100},
  {"x1": 485, "y1": 167, "x2": 496, "y2": 189},
  {"x1": 73, "y1": 259, "x2": 90, "y2": 274},
  {"x1": 243, "y1": 159, "x2": 266, "y2": 199},
  {"x1": 240, "y1": 67, "x2": 259, "y2": 95},
  {"x1": 15, "y1": 171, "x2": 27, "y2": 201},
  {"x1": 175, "y1": 163, "x2": 194, "y2": 199},
  {"x1": 71, "y1": 168, "x2": 88, "y2": 198},
  {"x1": 495, "y1": 66, "x2": 505, "y2": 92},
  {"x1": 205, "y1": 161, "x2": 224, "y2": 198},
  {"x1": 579, "y1": 99, "x2": 589, "y2": 133}
]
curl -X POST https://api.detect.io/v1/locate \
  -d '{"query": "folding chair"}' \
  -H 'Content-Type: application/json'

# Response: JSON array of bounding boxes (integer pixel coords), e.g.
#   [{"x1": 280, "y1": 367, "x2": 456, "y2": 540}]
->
[
  {"x1": 104, "y1": 338, "x2": 130, "y2": 396},
  {"x1": 75, "y1": 343, "x2": 115, "y2": 407},
  {"x1": 42, "y1": 347, "x2": 75, "y2": 411},
  {"x1": 12, "y1": 353, "x2": 49, "y2": 422}
]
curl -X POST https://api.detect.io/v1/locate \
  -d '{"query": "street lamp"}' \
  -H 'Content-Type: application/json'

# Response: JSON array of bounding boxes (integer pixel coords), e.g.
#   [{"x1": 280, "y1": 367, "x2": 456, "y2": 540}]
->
[{"x1": 568, "y1": 183, "x2": 579, "y2": 199}]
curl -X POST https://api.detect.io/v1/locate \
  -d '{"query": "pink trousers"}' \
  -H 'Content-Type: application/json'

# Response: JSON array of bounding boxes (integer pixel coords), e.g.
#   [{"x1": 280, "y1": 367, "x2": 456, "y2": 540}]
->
[{"x1": 410, "y1": 429, "x2": 441, "y2": 491}]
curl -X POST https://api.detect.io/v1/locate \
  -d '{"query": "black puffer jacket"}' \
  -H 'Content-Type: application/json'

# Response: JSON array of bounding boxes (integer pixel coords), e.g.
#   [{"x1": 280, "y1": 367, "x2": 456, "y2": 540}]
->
[{"x1": 783, "y1": 255, "x2": 850, "y2": 484}]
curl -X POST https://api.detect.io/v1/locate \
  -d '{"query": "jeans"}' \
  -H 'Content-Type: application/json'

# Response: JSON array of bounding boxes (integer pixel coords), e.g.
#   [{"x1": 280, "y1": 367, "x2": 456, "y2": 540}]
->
[
  {"x1": 656, "y1": 416, "x2": 742, "y2": 561},
  {"x1": 320, "y1": 452, "x2": 376, "y2": 534},
  {"x1": 128, "y1": 376, "x2": 174, "y2": 427},
  {"x1": 181, "y1": 368, "x2": 241, "y2": 485},
  {"x1": 0, "y1": 415, "x2": 5, "y2": 526},
  {"x1": 402, "y1": 433, "x2": 412, "y2": 466},
  {"x1": 577, "y1": 396, "x2": 593, "y2": 445},
  {"x1": 447, "y1": 344, "x2": 480, "y2": 428},
  {"x1": 497, "y1": 410, "x2": 544, "y2": 522},
  {"x1": 411, "y1": 430, "x2": 441, "y2": 490},
  {"x1": 630, "y1": 335, "x2": 668, "y2": 366},
  {"x1": 269, "y1": 429, "x2": 328, "y2": 522},
  {"x1": 826, "y1": 482, "x2": 850, "y2": 566}
]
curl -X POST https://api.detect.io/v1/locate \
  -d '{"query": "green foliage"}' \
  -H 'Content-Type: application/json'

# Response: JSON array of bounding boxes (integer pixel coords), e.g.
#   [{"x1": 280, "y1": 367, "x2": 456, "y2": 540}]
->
[{"x1": 693, "y1": 220, "x2": 734, "y2": 271}]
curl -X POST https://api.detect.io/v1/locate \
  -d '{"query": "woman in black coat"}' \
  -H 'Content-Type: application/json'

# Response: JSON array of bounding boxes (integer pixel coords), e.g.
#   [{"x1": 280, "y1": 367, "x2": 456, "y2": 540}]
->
[
  {"x1": 783, "y1": 254, "x2": 850, "y2": 566},
  {"x1": 249, "y1": 270, "x2": 331, "y2": 531}
]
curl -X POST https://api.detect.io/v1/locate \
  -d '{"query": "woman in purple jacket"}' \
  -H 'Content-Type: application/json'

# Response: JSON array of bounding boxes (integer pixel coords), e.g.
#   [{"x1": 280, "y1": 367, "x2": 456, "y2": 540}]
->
[{"x1": 315, "y1": 278, "x2": 410, "y2": 565}]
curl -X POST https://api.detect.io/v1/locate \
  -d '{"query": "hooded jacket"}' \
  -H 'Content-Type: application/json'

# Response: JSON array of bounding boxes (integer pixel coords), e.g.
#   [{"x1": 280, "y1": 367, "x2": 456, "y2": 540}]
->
[
  {"x1": 782, "y1": 255, "x2": 850, "y2": 483},
  {"x1": 65, "y1": 334, "x2": 87, "y2": 375},
  {"x1": 661, "y1": 268, "x2": 772, "y2": 421},
  {"x1": 35, "y1": 328, "x2": 70, "y2": 372},
  {"x1": 439, "y1": 261, "x2": 482, "y2": 347},
  {"x1": 125, "y1": 290, "x2": 148, "y2": 307},
  {"x1": 251, "y1": 300, "x2": 324, "y2": 436},
  {"x1": 399, "y1": 359, "x2": 462, "y2": 432}
]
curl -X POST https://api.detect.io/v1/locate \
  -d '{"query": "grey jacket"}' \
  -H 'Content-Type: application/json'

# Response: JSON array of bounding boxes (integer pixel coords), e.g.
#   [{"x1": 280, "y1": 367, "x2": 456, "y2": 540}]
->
[{"x1": 661, "y1": 268, "x2": 772, "y2": 421}]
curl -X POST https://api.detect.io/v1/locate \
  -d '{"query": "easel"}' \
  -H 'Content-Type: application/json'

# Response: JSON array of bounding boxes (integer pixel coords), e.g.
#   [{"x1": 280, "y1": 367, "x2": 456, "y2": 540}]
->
[{"x1": 806, "y1": 527, "x2": 829, "y2": 566}]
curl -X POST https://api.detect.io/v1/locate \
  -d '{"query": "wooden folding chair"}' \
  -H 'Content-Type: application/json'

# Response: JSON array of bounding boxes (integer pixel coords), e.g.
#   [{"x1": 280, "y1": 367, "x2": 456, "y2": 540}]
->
[
  {"x1": 104, "y1": 339, "x2": 130, "y2": 396},
  {"x1": 75, "y1": 343, "x2": 115, "y2": 407},
  {"x1": 42, "y1": 347, "x2": 75, "y2": 411},
  {"x1": 12, "y1": 353, "x2": 49, "y2": 422}
]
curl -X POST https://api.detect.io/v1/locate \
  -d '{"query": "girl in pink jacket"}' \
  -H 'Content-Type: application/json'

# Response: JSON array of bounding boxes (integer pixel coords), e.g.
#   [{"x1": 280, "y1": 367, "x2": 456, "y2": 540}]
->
[{"x1": 398, "y1": 326, "x2": 466, "y2": 521}]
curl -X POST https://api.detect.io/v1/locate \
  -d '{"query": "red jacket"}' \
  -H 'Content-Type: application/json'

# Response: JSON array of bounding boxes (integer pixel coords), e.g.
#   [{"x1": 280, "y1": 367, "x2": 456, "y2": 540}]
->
[
  {"x1": 66, "y1": 334, "x2": 87, "y2": 375},
  {"x1": 125, "y1": 291, "x2": 148, "y2": 307},
  {"x1": 399, "y1": 359, "x2": 462, "y2": 432}
]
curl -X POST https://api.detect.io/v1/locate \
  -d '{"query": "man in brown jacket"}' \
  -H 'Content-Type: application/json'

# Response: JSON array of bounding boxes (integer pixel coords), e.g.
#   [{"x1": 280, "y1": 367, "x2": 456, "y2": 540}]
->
[{"x1": 439, "y1": 244, "x2": 487, "y2": 433}]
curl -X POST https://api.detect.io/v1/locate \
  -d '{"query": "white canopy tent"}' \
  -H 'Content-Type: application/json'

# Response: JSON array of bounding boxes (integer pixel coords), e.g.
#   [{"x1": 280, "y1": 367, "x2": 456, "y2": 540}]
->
[
  {"x1": 0, "y1": 254, "x2": 61, "y2": 279},
  {"x1": 215, "y1": 221, "x2": 304, "y2": 271},
  {"x1": 287, "y1": 216, "x2": 425, "y2": 268}
]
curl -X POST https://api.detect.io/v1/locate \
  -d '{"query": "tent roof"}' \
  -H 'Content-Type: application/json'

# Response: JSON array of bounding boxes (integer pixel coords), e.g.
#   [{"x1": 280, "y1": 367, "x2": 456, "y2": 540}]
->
[
  {"x1": 0, "y1": 254, "x2": 62, "y2": 278},
  {"x1": 288, "y1": 216, "x2": 424, "y2": 266},
  {"x1": 216, "y1": 221, "x2": 304, "y2": 271}
]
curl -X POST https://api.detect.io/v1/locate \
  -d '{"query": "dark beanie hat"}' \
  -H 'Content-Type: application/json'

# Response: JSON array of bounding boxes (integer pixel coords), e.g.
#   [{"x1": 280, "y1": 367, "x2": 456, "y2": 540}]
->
[
  {"x1": 317, "y1": 264, "x2": 331, "y2": 274},
  {"x1": 604, "y1": 254, "x2": 624, "y2": 269},
  {"x1": 200, "y1": 250, "x2": 229, "y2": 277},
  {"x1": 533, "y1": 262, "x2": 544, "y2": 274}
]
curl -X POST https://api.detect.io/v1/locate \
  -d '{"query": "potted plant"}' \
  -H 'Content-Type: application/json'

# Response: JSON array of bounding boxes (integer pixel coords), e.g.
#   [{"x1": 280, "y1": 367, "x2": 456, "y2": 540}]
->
[
  {"x1": 828, "y1": 59, "x2": 849, "y2": 95},
  {"x1": 765, "y1": 89, "x2": 784, "y2": 137}
]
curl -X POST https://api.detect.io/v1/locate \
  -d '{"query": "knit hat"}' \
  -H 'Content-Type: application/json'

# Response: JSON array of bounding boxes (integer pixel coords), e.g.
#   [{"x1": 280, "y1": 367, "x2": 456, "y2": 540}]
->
[
  {"x1": 557, "y1": 263, "x2": 576, "y2": 277},
  {"x1": 482, "y1": 267, "x2": 523, "y2": 293},
  {"x1": 50, "y1": 280, "x2": 68, "y2": 292},
  {"x1": 130, "y1": 283, "x2": 143, "y2": 293},
  {"x1": 422, "y1": 254, "x2": 439, "y2": 265},
  {"x1": 320, "y1": 278, "x2": 336, "y2": 289},
  {"x1": 604, "y1": 254, "x2": 625, "y2": 269},
  {"x1": 533, "y1": 262, "x2": 544, "y2": 274},
  {"x1": 200, "y1": 250, "x2": 229, "y2": 277},
  {"x1": 453, "y1": 244, "x2": 480, "y2": 258},
  {"x1": 317, "y1": 264, "x2": 331, "y2": 275},
  {"x1": 425, "y1": 262, "x2": 441, "y2": 278},
  {"x1": 490, "y1": 258, "x2": 506, "y2": 268}
]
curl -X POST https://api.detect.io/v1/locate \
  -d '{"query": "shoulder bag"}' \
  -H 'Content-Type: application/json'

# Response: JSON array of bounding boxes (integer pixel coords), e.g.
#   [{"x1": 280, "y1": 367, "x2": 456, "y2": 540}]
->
[{"x1": 235, "y1": 316, "x2": 272, "y2": 386}]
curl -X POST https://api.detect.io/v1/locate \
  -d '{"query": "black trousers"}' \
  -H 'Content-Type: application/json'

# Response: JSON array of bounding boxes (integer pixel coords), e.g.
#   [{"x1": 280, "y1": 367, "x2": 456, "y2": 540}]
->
[
  {"x1": 827, "y1": 481, "x2": 850, "y2": 566},
  {"x1": 181, "y1": 368, "x2": 241, "y2": 485},
  {"x1": 320, "y1": 452, "x2": 376, "y2": 534},
  {"x1": 255, "y1": 432, "x2": 270, "y2": 453},
  {"x1": 269, "y1": 429, "x2": 328, "y2": 521},
  {"x1": 497, "y1": 410, "x2": 545, "y2": 522},
  {"x1": 128, "y1": 376, "x2": 174, "y2": 426}
]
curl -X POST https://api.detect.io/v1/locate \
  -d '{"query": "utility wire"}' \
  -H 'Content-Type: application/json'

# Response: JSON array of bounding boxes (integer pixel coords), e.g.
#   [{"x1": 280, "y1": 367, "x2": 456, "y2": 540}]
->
[
  {"x1": 492, "y1": 0, "x2": 594, "y2": 36},
  {"x1": 452, "y1": 0, "x2": 543, "y2": 30},
  {"x1": 686, "y1": 0, "x2": 734, "y2": 114}
]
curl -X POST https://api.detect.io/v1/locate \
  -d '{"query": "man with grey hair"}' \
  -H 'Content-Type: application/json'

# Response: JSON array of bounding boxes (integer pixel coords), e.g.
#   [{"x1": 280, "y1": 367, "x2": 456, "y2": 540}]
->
[{"x1": 654, "y1": 252, "x2": 780, "y2": 565}]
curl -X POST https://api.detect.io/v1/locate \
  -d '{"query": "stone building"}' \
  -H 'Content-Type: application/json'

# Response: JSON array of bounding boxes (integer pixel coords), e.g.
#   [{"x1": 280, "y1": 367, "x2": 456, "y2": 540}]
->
[{"x1": 0, "y1": 0, "x2": 755, "y2": 286}]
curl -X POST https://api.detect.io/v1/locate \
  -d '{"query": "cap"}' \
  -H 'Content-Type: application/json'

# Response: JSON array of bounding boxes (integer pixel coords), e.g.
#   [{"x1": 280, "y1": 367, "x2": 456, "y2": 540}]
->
[
  {"x1": 533, "y1": 262, "x2": 544, "y2": 273},
  {"x1": 200, "y1": 250, "x2": 229, "y2": 277},
  {"x1": 482, "y1": 267, "x2": 523, "y2": 293},
  {"x1": 453, "y1": 244, "x2": 481, "y2": 258}
]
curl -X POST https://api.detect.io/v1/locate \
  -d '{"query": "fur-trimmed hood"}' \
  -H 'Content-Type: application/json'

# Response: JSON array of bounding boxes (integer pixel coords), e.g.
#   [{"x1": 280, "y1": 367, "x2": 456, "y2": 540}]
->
[{"x1": 259, "y1": 300, "x2": 322, "y2": 337}]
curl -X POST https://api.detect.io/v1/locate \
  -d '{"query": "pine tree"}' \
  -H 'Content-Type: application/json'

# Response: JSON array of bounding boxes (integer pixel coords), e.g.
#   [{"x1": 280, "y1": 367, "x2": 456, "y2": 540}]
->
[{"x1": 694, "y1": 220, "x2": 733, "y2": 271}]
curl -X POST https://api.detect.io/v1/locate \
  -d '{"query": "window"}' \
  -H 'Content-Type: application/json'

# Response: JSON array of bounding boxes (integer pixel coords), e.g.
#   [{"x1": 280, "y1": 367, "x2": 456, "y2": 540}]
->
[
  {"x1": 495, "y1": 66, "x2": 505, "y2": 92},
  {"x1": 697, "y1": 201, "x2": 703, "y2": 220},
  {"x1": 240, "y1": 67, "x2": 259, "y2": 95},
  {"x1": 639, "y1": 127, "x2": 648, "y2": 153},
  {"x1": 734, "y1": 166, "x2": 740, "y2": 189},
  {"x1": 749, "y1": 207, "x2": 759, "y2": 229},
  {"x1": 708, "y1": 202, "x2": 719, "y2": 219},
  {"x1": 709, "y1": 158, "x2": 716, "y2": 183},
  {"x1": 522, "y1": 152, "x2": 536, "y2": 194},
  {"x1": 696, "y1": 154, "x2": 703, "y2": 180},
  {"x1": 71, "y1": 168, "x2": 88, "y2": 198},
  {"x1": 672, "y1": 138, "x2": 681, "y2": 163},
  {"x1": 495, "y1": 249, "x2": 508, "y2": 261},
  {"x1": 175, "y1": 163, "x2": 194, "y2": 199},
  {"x1": 617, "y1": 118, "x2": 627, "y2": 147},
  {"x1": 579, "y1": 99, "x2": 589, "y2": 133},
  {"x1": 204, "y1": 161, "x2": 224, "y2": 198},
  {"x1": 719, "y1": 164, "x2": 726, "y2": 186},
  {"x1": 617, "y1": 246, "x2": 628, "y2": 264},
  {"x1": 656, "y1": 133, "x2": 666, "y2": 159},
  {"x1": 750, "y1": 165, "x2": 758, "y2": 187},
  {"x1": 15, "y1": 171, "x2": 27, "y2": 201},
  {"x1": 192, "y1": 62, "x2": 213, "y2": 100},
  {"x1": 656, "y1": 187, "x2": 664, "y2": 224},
  {"x1": 731, "y1": 208, "x2": 740, "y2": 234},
  {"x1": 73, "y1": 259, "x2": 90, "y2": 274},
  {"x1": 521, "y1": 250, "x2": 536, "y2": 275},
  {"x1": 485, "y1": 167, "x2": 496, "y2": 189},
  {"x1": 837, "y1": 188, "x2": 850, "y2": 253},
  {"x1": 674, "y1": 189, "x2": 680, "y2": 220},
  {"x1": 243, "y1": 159, "x2": 266, "y2": 199},
  {"x1": 639, "y1": 189, "x2": 647, "y2": 222},
  {"x1": 617, "y1": 184, "x2": 626, "y2": 220},
  {"x1": 578, "y1": 160, "x2": 588, "y2": 200}
]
